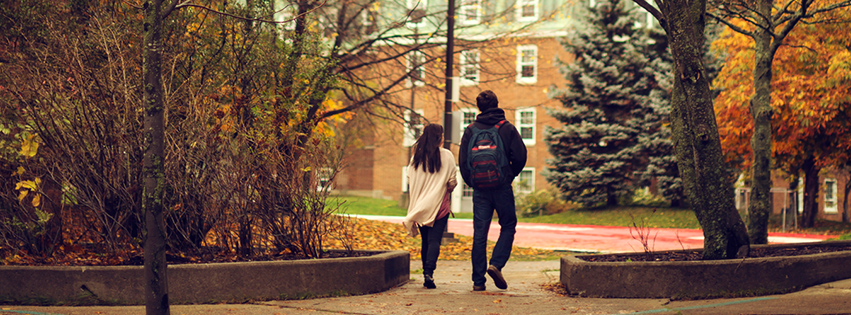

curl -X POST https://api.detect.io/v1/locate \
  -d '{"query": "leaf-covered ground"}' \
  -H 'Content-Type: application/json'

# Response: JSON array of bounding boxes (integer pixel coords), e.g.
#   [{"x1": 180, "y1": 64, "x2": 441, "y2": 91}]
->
[
  {"x1": 324, "y1": 217, "x2": 560, "y2": 261},
  {"x1": 1, "y1": 217, "x2": 558, "y2": 266}
]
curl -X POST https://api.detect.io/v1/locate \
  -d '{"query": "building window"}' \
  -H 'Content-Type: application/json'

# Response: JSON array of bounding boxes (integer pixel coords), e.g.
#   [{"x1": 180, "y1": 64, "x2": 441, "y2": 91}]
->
[
  {"x1": 514, "y1": 167, "x2": 535, "y2": 194},
  {"x1": 461, "y1": 0, "x2": 481, "y2": 25},
  {"x1": 515, "y1": 107, "x2": 536, "y2": 145},
  {"x1": 516, "y1": 45, "x2": 537, "y2": 84},
  {"x1": 462, "y1": 181, "x2": 473, "y2": 197},
  {"x1": 317, "y1": 167, "x2": 333, "y2": 191},
  {"x1": 460, "y1": 50, "x2": 479, "y2": 86},
  {"x1": 459, "y1": 107, "x2": 477, "y2": 140},
  {"x1": 589, "y1": 0, "x2": 597, "y2": 7},
  {"x1": 517, "y1": 0, "x2": 539, "y2": 22},
  {"x1": 403, "y1": 109, "x2": 425, "y2": 147},
  {"x1": 407, "y1": 50, "x2": 426, "y2": 86},
  {"x1": 407, "y1": 0, "x2": 428, "y2": 27},
  {"x1": 824, "y1": 178, "x2": 838, "y2": 213}
]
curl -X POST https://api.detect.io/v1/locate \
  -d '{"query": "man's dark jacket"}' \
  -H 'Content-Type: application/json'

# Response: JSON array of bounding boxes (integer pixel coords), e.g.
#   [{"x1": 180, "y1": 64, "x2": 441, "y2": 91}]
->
[{"x1": 459, "y1": 108, "x2": 528, "y2": 188}]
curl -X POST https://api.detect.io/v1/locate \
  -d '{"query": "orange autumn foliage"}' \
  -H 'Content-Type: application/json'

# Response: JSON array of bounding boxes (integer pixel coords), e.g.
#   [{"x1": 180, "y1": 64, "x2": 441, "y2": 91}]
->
[{"x1": 713, "y1": 5, "x2": 851, "y2": 170}]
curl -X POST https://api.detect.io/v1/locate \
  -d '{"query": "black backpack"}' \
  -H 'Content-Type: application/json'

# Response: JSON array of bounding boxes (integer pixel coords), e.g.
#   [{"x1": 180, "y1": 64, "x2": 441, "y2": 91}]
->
[{"x1": 466, "y1": 120, "x2": 510, "y2": 189}]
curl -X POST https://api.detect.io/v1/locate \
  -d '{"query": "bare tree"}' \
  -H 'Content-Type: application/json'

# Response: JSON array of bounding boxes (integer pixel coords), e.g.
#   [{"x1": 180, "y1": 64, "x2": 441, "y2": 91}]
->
[{"x1": 633, "y1": 0, "x2": 750, "y2": 259}]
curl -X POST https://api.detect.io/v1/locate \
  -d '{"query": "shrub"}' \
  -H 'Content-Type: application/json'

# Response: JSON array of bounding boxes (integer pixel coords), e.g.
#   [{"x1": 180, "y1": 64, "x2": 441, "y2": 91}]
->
[
  {"x1": 629, "y1": 187, "x2": 670, "y2": 207},
  {"x1": 516, "y1": 189, "x2": 575, "y2": 218}
]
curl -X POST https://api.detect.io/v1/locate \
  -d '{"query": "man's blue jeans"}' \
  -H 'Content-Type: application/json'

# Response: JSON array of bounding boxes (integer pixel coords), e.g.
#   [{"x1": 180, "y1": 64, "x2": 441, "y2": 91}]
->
[{"x1": 471, "y1": 185, "x2": 517, "y2": 286}]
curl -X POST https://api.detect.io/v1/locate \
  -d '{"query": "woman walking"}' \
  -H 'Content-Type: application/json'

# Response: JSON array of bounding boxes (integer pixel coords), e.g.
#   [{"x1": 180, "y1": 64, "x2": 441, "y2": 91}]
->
[{"x1": 403, "y1": 123, "x2": 457, "y2": 289}]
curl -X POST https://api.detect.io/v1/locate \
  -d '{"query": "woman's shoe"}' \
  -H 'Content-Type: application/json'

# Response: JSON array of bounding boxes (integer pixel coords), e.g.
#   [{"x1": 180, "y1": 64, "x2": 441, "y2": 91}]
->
[{"x1": 423, "y1": 274, "x2": 436, "y2": 289}]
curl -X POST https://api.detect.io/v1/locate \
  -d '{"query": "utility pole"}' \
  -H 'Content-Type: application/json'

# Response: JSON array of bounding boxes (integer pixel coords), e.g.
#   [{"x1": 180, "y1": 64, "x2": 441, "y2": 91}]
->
[
  {"x1": 442, "y1": 0, "x2": 456, "y2": 243},
  {"x1": 443, "y1": 0, "x2": 455, "y2": 150}
]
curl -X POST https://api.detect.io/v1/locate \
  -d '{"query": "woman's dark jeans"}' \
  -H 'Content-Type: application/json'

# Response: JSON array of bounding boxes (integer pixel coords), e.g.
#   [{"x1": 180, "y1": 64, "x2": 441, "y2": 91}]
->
[{"x1": 419, "y1": 214, "x2": 449, "y2": 276}]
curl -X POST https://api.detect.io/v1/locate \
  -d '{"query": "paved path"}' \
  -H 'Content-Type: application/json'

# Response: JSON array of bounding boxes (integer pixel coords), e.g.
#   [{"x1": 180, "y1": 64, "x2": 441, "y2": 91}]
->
[
  {"x1": 6, "y1": 261, "x2": 851, "y2": 314},
  {"x1": 354, "y1": 215, "x2": 836, "y2": 253},
  {"x1": 1, "y1": 216, "x2": 845, "y2": 315}
]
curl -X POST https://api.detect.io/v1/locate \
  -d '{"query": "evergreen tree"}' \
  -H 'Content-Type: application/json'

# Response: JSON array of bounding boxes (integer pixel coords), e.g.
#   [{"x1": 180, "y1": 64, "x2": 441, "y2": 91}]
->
[
  {"x1": 634, "y1": 25, "x2": 683, "y2": 207},
  {"x1": 545, "y1": 0, "x2": 676, "y2": 207}
]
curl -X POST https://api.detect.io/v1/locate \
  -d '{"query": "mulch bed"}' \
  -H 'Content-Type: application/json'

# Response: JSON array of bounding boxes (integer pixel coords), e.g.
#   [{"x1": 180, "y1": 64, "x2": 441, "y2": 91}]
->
[
  {"x1": 117, "y1": 248, "x2": 376, "y2": 266},
  {"x1": 579, "y1": 244, "x2": 851, "y2": 262},
  {"x1": 2, "y1": 244, "x2": 376, "y2": 266}
]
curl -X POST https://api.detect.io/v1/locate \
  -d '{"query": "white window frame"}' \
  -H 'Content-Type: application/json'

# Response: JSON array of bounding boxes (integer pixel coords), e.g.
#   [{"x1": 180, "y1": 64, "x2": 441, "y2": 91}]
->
[
  {"x1": 407, "y1": 50, "x2": 426, "y2": 87},
  {"x1": 458, "y1": 107, "x2": 478, "y2": 140},
  {"x1": 317, "y1": 167, "x2": 333, "y2": 191},
  {"x1": 515, "y1": 107, "x2": 536, "y2": 145},
  {"x1": 514, "y1": 167, "x2": 535, "y2": 194},
  {"x1": 460, "y1": 50, "x2": 480, "y2": 86},
  {"x1": 516, "y1": 45, "x2": 538, "y2": 84},
  {"x1": 824, "y1": 178, "x2": 838, "y2": 213},
  {"x1": 797, "y1": 177, "x2": 804, "y2": 213},
  {"x1": 516, "y1": 0, "x2": 539, "y2": 22},
  {"x1": 403, "y1": 109, "x2": 425, "y2": 147},
  {"x1": 461, "y1": 0, "x2": 482, "y2": 25},
  {"x1": 406, "y1": 0, "x2": 428, "y2": 28},
  {"x1": 735, "y1": 188, "x2": 749, "y2": 211},
  {"x1": 402, "y1": 166, "x2": 409, "y2": 192}
]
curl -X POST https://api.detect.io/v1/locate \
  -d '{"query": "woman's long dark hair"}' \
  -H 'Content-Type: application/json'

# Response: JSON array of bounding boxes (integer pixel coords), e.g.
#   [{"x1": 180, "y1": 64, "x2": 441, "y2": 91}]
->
[{"x1": 412, "y1": 124, "x2": 444, "y2": 173}]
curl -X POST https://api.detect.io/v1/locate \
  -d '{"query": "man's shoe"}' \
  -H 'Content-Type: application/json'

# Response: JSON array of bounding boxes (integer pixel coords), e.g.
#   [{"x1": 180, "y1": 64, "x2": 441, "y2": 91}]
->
[
  {"x1": 487, "y1": 265, "x2": 507, "y2": 289},
  {"x1": 423, "y1": 274, "x2": 436, "y2": 289},
  {"x1": 472, "y1": 284, "x2": 486, "y2": 291}
]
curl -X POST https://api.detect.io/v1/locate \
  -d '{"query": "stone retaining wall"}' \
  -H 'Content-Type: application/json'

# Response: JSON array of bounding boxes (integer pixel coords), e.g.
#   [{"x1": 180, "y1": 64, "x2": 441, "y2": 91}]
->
[
  {"x1": 0, "y1": 250, "x2": 409, "y2": 305},
  {"x1": 561, "y1": 240, "x2": 851, "y2": 299}
]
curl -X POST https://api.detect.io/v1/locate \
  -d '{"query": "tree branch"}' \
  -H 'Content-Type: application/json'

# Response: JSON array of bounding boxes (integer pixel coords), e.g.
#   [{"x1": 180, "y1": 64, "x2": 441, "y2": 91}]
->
[
  {"x1": 633, "y1": 0, "x2": 667, "y2": 31},
  {"x1": 173, "y1": 0, "x2": 327, "y2": 24},
  {"x1": 706, "y1": 12, "x2": 756, "y2": 37}
]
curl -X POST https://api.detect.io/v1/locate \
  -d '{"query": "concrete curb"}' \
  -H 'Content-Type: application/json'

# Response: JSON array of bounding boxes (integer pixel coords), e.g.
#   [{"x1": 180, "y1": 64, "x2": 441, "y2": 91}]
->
[
  {"x1": 560, "y1": 240, "x2": 851, "y2": 299},
  {"x1": 0, "y1": 250, "x2": 409, "y2": 305}
]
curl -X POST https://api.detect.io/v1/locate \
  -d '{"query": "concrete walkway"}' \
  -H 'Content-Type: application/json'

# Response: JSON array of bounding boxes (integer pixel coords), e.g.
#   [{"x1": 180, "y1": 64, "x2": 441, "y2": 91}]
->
[
  {"x1": 4, "y1": 260, "x2": 851, "y2": 314},
  {"x1": 1, "y1": 218, "x2": 847, "y2": 315}
]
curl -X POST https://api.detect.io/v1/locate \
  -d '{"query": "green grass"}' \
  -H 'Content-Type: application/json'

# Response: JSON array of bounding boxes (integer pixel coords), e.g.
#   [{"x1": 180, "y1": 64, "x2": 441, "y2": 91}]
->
[
  {"x1": 330, "y1": 195, "x2": 697, "y2": 227},
  {"x1": 522, "y1": 206, "x2": 701, "y2": 229},
  {"x1": 329, "y1": 195, "x2": 406, "y2": 216},
  {"x1": 329, "y1": 195, "x2": 474, "y2": 219},
  {"x1": 330, "y1": 195, "x2": 851, "y2": 235}
]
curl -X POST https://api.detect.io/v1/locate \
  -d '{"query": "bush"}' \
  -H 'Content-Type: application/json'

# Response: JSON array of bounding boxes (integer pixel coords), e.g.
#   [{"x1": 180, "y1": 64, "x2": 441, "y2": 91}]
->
[
  {"x1": 629, "y1": 187, "x2": 670, "y2": 207},
  {"x1": 516, "y1": 189, "x2": 575, "y2": 218}
]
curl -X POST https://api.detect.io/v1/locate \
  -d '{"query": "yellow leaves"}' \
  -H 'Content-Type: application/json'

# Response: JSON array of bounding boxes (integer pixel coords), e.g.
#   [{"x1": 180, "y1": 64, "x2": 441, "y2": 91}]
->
[
  {"x1": 323, "y1": 217, "x2": 554, "y2": 261},
  {"x1": 16, "y1": 177, "x2": 42, "y2": 208},
  {"x1": 826, "y1": 50, "x2": 851, "y2": 86},
  {"x1": 19, "y1": 134, "x2": 39, "y2": 158}
]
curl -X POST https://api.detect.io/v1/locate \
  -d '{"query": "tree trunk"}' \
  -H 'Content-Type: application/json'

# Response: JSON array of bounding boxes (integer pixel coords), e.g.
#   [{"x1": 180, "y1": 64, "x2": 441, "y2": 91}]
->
[
  {"x1": 800, "y1": 156, "x2": 820, "y2": 228},
  {"x1": 142, "y1": 0, "x2": 169, "y2": 314},
  {"x1": 745, "y1": 0, "x2": 774, "y2": 245},
  {"x1": 662, "y1": 0, "x2": 750, "y2": 260},
  {"x1": 843, "y1": 173, "x2": 850, "y2": 223},
  {"x1": 607, "y1": 192, "x2": 618, "y2": 207}
]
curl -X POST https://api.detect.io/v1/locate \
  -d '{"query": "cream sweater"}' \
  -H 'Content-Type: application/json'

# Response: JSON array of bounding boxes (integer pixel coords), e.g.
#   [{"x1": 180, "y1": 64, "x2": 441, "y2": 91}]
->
[{"x1": 403, "y1": 148, "x2": 457, "y2": 237}]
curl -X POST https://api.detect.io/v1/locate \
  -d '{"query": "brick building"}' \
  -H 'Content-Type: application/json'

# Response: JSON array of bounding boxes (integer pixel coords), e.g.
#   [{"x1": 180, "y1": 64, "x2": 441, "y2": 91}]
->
[{"x1": 330, "y1": 0, "x2": 605, "y2": 212}]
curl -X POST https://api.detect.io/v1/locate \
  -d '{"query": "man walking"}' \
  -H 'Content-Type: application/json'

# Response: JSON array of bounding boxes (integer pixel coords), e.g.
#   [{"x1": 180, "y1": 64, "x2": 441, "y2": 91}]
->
[{"x1": 459, "y1": 90, "x2": 527, "y2": 291}]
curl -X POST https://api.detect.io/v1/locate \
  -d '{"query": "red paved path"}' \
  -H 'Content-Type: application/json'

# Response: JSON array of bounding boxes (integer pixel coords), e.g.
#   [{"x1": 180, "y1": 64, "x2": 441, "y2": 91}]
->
[{"x1": 355, "y1": 215, "x2": 836, "y2": 253}]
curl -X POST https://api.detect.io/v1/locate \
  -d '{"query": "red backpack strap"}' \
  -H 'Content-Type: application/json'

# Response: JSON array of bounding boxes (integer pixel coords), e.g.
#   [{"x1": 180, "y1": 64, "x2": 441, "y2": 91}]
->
[{"x1": 495, "y1": 120, "x2": 507, "y2": 128}]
